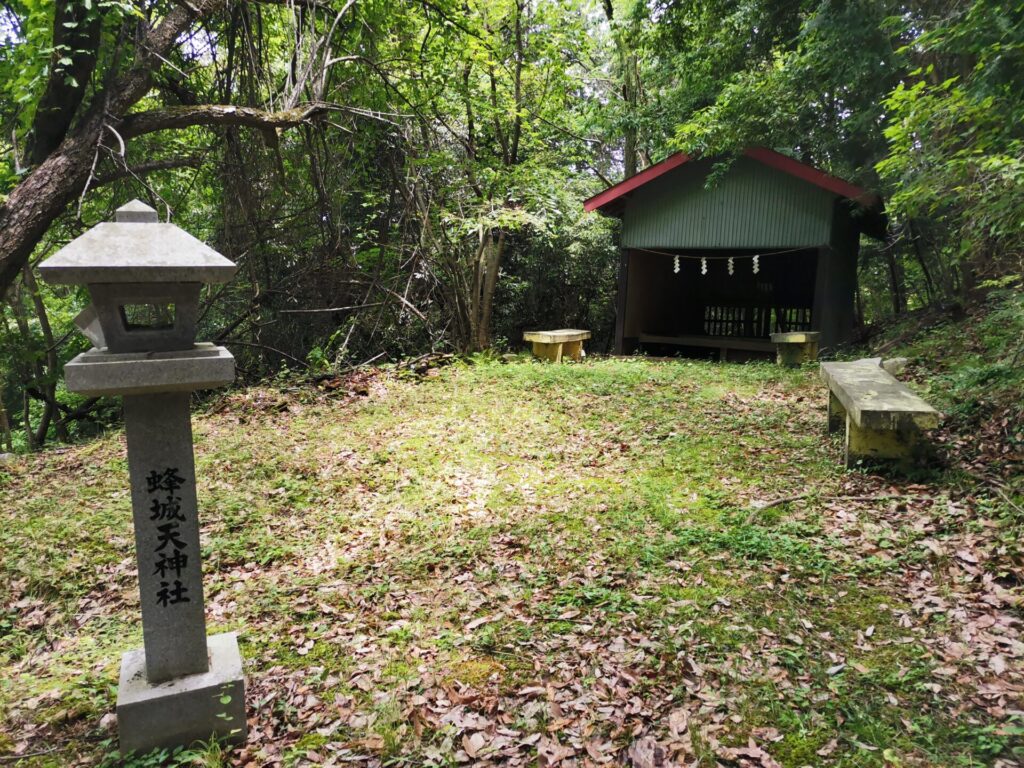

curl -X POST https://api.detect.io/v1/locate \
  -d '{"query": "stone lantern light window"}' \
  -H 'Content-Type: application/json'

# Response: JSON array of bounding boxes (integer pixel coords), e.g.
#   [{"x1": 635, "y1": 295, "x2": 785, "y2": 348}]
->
[{"x1": 39, "y1": 199, "x2": 235, "y2": 353}]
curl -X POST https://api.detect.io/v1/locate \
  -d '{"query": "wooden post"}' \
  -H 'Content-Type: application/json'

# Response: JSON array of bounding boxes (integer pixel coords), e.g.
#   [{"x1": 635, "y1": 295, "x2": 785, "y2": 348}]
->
[{"x1": 614, "y1": 249, "x2": 629, "y2": 355}]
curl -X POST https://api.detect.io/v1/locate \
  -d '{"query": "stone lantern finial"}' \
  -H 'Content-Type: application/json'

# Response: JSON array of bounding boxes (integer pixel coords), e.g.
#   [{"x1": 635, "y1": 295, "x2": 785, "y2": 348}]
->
[{"x1": 116, "y1": 199, "x2": 160, "y2": 223}]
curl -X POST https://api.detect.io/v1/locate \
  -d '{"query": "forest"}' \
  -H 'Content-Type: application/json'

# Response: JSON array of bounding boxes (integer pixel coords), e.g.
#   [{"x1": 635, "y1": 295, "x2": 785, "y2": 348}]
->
[{"x1": 0, "y1": 0, "x2": 1019, "y2": 451}]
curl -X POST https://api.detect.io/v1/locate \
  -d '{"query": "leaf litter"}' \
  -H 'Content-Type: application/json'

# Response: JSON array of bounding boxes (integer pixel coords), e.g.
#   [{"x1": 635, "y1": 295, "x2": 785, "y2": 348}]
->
[{"x1": 0, "y1": 358, "x2": 1021, "y2": 766}]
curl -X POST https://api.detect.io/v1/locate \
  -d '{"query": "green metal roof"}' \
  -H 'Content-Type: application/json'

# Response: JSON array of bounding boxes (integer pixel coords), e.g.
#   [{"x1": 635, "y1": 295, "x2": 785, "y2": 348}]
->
[{"x1": 620, "y1": 157, "x2": 838, "y2": 250}]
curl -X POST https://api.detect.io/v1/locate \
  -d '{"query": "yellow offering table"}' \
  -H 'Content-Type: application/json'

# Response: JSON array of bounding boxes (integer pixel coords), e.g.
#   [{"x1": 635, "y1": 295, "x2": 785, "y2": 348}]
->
[{"x1": 523, "y1": 329, "x2": 591, "y2": 362}]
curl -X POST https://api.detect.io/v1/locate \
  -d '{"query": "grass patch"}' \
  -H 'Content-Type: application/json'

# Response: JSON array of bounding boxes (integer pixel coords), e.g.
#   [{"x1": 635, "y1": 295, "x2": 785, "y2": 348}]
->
[{"x1": 1, "y1": 354, "x2": 1017, "y2": 766}]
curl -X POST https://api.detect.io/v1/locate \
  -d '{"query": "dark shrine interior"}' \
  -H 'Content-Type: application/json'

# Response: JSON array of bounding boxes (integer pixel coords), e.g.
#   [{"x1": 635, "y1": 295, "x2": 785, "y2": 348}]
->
[{"x1": 624, "y1": 247, "x2": 819, "y2": 360}]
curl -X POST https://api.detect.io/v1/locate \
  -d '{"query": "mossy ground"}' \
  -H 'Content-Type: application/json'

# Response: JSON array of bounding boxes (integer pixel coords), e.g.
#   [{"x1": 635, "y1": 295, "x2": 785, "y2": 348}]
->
[{"x1": 0, "y1": 352, "x2": 1020, "y2": 767}]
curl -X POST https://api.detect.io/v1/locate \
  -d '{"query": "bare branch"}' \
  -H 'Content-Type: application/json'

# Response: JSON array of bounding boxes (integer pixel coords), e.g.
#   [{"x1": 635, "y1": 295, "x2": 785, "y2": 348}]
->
[
  {"x1": 280, "y1": 303, "x2": 385, "y2": 314},
  {"x1": 94, "y1": 156, "x2": 205, "y2": 186},
  {"x1": 119, "y1": 102, "x2": 332, "y2": 137}
]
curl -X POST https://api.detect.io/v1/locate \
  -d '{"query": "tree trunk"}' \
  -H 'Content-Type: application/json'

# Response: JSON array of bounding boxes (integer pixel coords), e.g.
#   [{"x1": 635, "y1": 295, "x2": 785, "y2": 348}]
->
[
  {"x1": 906, "y1": 220, "x2": 936, "y2": 304},
  {"x1": 476, "y1": 230, "x2": 506, "y2": 351},
  {"x1": 884, "y1": 247, "x2": 907, "y2": 316},
  {"x1": 7, "y1": 286, "x2": 38, "y2": 450},
  {"x1": 0, "y1": 402, "x2": 12, "y2": 452},
  {"x1": 603, "y1": 1, "x2": 638, "y2": 179},
  {"x1": 26, "y1": 2, "x2": 103, "y2": 165},
  {"x1": 622, "y1": 54, "x2": 638, "y2": 179},
  {"x1": 467, "y1": 227, "x2": 486, "y2": 350},
  {"x1": 22, "y1": 265, "x2": 67, "y2": 444},
  {"x1": 0, "y1": 308, "x2": 13, "y2": 450}
]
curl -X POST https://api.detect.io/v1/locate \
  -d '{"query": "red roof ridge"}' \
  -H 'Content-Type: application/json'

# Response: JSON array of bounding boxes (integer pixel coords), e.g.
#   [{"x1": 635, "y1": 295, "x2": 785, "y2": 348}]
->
[{"x1": 583, "y1": 147, "x2": 880, "y2": 214}]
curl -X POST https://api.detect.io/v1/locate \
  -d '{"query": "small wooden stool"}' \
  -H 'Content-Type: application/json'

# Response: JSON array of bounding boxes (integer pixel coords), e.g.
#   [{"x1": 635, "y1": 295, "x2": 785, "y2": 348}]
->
[
  {"x1": 770, "y1": 331, "x2": 821, "y2": 367},
  {"x1": 523, "y1": 329, "x2": 591, "y2": 362}
]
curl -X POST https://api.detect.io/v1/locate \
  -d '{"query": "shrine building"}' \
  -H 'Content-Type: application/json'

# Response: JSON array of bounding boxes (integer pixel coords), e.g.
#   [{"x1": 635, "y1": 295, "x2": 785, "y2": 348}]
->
[{"x1": 584, "y1": 148, "x2": 886, "y2": 359}]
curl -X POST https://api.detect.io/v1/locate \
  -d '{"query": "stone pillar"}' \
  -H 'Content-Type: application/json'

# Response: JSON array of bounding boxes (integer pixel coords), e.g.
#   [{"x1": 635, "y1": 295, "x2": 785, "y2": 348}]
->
[
  {"x1": 114, "y1": 376, "x2": 247, "y2": 754},
  {"x1": 124, "y1": 393, "x2": 208, "y2": 683}
]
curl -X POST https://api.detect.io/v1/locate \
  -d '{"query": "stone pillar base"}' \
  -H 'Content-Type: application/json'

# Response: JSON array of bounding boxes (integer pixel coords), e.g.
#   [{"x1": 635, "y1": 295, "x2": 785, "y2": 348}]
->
[{"x1": 118, "y1": 632, "x2": 246, "y2": 756}]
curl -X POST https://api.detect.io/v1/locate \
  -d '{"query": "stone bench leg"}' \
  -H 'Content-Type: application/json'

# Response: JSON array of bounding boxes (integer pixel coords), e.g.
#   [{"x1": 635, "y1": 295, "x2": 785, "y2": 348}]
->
[
  {"x1": 532, "y1": 341, "x2": 563, "y2": 362},
  {"x1": 844, "y1": 415, "x2": 923, "y2": 469},
  {"x1": 532, "y1": 340, "x2": 583, "y2": 362},
  {"x1": 827, "y1": 392, "x2": 845, "y2": 434},
  {"x1": 777, "y1": 341, "x2": 819, "y2": 367}
]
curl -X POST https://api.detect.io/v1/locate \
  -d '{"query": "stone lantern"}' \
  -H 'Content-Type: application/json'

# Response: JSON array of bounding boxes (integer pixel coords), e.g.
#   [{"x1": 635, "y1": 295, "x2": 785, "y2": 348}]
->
[{"x1": 39, "y1": 201, "x2": 246, "y2": 754}]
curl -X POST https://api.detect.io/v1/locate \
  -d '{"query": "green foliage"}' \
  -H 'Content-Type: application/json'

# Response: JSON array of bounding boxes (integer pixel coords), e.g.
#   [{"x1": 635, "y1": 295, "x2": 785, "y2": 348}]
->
[
  {"x1": 0, "y1": 0, "x2": 623, "y2": 446},
  {"x1": 660, "y1": 0, "x2": 900, "y2": 181},
  {"x1": 495, "y1": 181, "x2": 620, "y2": 350},
  {"x1": 627, "y1": 0, "x2": 1022, "y2": 315},
  {"x1": 101, "y1": 738, "x2": 232, "y2": 768},
  {"x1": 877, "y1": 2, "x2": 1024, "y2": 281},
  {"x1": 2, "y1": 0, "x2": 1022, "y2": 449},
  {"x1": 897, "y1": 286, "x2": 1024, "y2": 422}
]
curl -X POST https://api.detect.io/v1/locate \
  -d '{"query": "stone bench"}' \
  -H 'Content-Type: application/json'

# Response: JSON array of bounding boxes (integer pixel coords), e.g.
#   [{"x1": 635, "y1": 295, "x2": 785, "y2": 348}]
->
[
  {"x1": 770, "y1": 331, "x2": 820, "y2": 367},
  {"x1": 523, "y1": 329, "x2": 591, "y2": 362},
  {"x1": 820, "y1": 359, "x2": 940, "y2": 468}
]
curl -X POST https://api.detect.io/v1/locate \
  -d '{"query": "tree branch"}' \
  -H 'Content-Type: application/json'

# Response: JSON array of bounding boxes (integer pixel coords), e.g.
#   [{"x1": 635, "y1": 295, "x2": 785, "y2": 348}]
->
[
  {"x1": 94, "y1": 156, "x2": 205, "y2": 186},
  {"x1": 119, "y1": 102, "x2": 333, "y2": 138},
  {"x1": 26, "y1": 2, "x2": 102, "y2": 164},
  {"x1": 0, "y1": 0, "x2": 228, "y2": 294}
]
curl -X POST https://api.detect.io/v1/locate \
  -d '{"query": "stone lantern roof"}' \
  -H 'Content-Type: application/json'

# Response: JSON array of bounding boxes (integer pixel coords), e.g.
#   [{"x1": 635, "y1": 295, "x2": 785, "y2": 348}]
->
[
  {"x1": 39, "y1": 200, "x2": 236, "y2": 285},
  {"x1": 38, "y1": 199, "x2": 239, "y2": 362}
]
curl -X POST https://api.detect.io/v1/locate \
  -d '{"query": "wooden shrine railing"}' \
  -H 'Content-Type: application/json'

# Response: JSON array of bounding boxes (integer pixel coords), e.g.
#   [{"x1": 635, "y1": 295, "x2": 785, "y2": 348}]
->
[{"x1": 702, "y1": 304, "x2": 812, "y2": 338}]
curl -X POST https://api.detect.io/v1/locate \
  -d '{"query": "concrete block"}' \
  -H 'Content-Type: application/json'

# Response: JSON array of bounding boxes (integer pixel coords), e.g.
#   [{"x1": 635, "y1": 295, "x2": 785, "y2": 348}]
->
[
  {"x1": 118, "y1": 632, "x2": 246, "y2": 755},
  {"x1": 820, "y1": 360, "x2": 940, "y2": 431},
  {"x1": 827, "y1": 391, "x2": 845, "y2": 434},
  {"x1": 115, "y1": 199, "x2": 160, "y2": 224},
  {"x1": 882, "y1": 357, "x2": 909, "y2": 376},
  {"x1": 771, "y1": 331, "x2": 821, "y2": 367},
  {"x1": 523, "y1": 329, "x2": 591, "y2": 344},
  {"x1": 769, "y1": 331, "x2": 821, "y2": 345},
  {"x1": 844, "y1": 414, "x2": 925, "y2": 469},
  {"x1": 38, "y1": 213, "x2": 236, "y2": 285},
  {"x1": 531, "y1": 339, "x2": 585, "y2": 362},
  {"x1": 525, "y1": 330, "x2": 590, "y2": 363},
  {"x1": 74, "y1": 304, "x2": 106, "y2": 348},
  {"x1": 87, "y1": 282, "x2": 201, "y2": 353}
]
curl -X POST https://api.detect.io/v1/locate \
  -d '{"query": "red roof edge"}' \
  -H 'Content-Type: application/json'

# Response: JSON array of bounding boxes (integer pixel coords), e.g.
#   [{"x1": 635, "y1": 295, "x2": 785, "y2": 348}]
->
[
  {"x1": 583, "y1": 147, "x2": 881, "y2": 215},
  {"x1": 744, "y1": 148, "x2": 879, "y2": 207},
  {"x1": 583, "y1": 152, "x2": 690, "y2": 213}
]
